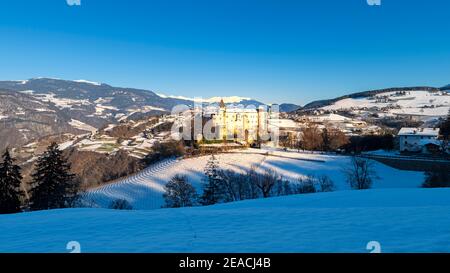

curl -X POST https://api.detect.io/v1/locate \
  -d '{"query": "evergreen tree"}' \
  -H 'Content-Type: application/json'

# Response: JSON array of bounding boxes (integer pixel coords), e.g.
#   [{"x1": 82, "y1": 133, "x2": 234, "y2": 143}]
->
[
  {"x1": 0, "y1": 149, "x2": 24, "y2": 214},
  {"x1": 29, "y1": 143, "x2": 79, "y2": 211},
  {"x1": 199, "y1": 155, "x2": 224, "y2": 205},
  {"x1": 440, "y1": 110, "x2": 450, "y2": 140},
  {"x1": 422, "y1": 167, "x2": 450, "y2": 188}
]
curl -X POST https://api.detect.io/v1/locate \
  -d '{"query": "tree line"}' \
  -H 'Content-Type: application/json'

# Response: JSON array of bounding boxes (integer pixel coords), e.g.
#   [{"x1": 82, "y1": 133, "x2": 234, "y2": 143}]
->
[
  {"x1": 162, "y1": 154, "x2": 381, "y2": 209},
  {"x1": 279, "y1": 123, "x2": 398, "y2": 154},
  {"x1": 279, "y1": 124, "x2": 350, "y2": 152},
  {"x1": 0, "y1": 143, "x2": 80, "y2": 214},
  {"x1": 438, "y1": 110, "x2": 450, "y2": 154}
]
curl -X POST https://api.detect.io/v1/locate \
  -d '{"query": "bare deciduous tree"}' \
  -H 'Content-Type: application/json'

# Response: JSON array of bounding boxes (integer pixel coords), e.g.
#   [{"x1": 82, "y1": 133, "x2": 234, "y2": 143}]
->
[
  {"x1": 317, "y1": 175, "x2": 335, "y2": 192},
  {"x1": 252, "y1": 169, "x2": 280, "y2": 198},
  {"x1": 220, "y1": 170, "x2": 253, "y2": 201},
  {"x1": 302, "y1": 123, "x2": 323, "y2": 151},
  {"x1": 163, "y1": 175, "x2": 198, "y2": 208},
  {"x1": 328, "y1": 128, "x2": 349, "y2": 151},
  {"x1": 295, "y1": 175, "x2": 317, "y2": 194},
  {"x1": 344, "y1": 157, "x2": 377, "y2": 190}
]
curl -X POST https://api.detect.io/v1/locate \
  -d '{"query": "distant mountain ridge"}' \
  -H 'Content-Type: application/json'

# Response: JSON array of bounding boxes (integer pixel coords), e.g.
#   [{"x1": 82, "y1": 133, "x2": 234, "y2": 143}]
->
[
  {"x1": 0, "y1": 78, "x2": 299, "y2": 150},
  {"x1": 1, "y1": 78, "x2": 445, "y2": 151},
  {"x1": 296, "y1": 86, "x2": 450, "y2": 123},
  {"x1": 0, "y1": 78, "x2": 192, "y2": 111},
  {"x1": 278, "y1": 103, "x2": 301, "y2": 112},
  {"x1": 0, "y1": 78, "x2": 300, "y2": 112},
  {"x1": 301, "y1": 86, "x2": 445, "y2": 110}
]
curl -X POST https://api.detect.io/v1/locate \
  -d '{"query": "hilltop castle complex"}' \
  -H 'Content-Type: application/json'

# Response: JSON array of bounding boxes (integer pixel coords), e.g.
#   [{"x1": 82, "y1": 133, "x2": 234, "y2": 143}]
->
[
  {"x1": 171, "y1": 99, "x2": 279, "y2": 144},
  {"x1": 206, "y1": 100, "x2": 271, "y2": 144}
]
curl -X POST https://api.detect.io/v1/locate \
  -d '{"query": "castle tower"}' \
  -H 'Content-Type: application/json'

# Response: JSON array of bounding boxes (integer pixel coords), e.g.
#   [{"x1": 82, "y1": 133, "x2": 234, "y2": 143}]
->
[
  {"x1": 219, "y1": 99, "x2": 226, "y2": 109},
  {"x1": 218, "y1": 99, "x2": 227, "y2": 140}
]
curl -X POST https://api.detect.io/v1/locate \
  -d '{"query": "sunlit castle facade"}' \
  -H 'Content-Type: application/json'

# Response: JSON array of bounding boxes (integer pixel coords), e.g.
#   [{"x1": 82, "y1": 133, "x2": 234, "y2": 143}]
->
[{"x1": 206, "y1": 100, "x2": 271, "y2": 144}]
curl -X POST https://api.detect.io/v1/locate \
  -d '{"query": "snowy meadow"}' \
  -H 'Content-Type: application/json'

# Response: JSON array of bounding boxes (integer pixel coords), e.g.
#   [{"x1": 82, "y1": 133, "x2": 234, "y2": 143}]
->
[{"x1": 1, "y1": 148, "x2": 443, "y2": 253}]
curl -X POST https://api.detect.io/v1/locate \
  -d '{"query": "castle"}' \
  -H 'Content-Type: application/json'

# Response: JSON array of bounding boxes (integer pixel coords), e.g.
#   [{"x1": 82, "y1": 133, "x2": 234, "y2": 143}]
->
[{"x1": 206, "y1": 100, "x2": 270, "y2": 144}]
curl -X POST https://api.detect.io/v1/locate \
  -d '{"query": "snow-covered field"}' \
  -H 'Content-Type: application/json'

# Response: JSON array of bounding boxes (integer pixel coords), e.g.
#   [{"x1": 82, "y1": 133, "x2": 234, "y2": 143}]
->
[
  {"x1": 52, "y1": 124, "x2": 161, "y2": 158},
  {"x1": 2, "y1": 188, "x2": 450, "y2": 253},
  {"x1": 84, "y1": 152, "x2": 267, "y2": 209},
  {"x1": 34, "y1": 93, "x2": 92, "y2": 109},
  {"x1": 85, "y1": 149, "x2": 425, "y2": 210},
  {"x1": 323, "y1": 90, "x2": 450, "y2": 117}
]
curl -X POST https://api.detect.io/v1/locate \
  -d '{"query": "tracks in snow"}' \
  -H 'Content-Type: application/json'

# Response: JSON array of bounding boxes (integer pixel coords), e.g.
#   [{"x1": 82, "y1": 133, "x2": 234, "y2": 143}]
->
[{"x1": 83, "y1": 158, "x2": 178, "y2": 210}]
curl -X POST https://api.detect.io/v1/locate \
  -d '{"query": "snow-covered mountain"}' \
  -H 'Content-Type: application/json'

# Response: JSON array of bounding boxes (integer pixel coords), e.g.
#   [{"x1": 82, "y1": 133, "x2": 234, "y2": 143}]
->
[
  {"x1": 323, "y1": 90, "x2": 449, "y2": 116},
  {"x1": 0, "y1": 78, "x2": 189, "y2": 150},
  {"x1": 1, "y1": 78, "x2": 445, "y2": 151},
  {"x1": 157, "y1": 94, "x2": 252, "y2": 104},
  {"x1": 300, "y1": 87, "x2": 450, "y2": 118},
  {"x1": 0, "y1": 78, "x2": 301, "y2": 149},
  {"x1": 157, "y1": 93, "x2": 301, "y2": 110},
  {"x1": 0, "y1": 77, "x2": 192, "y2": 113},
  {"x1": 278, "y1": 103, "x2": 301, "y2": 112},
  {"x1": 0, "y1": 78, "x2": 292, "y2": 116}
]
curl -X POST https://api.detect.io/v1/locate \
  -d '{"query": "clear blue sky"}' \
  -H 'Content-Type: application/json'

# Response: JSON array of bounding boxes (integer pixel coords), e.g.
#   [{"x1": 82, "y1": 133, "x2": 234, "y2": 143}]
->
[{"x1": 0, "y1": 0, "x2": 449, "y2": 104}]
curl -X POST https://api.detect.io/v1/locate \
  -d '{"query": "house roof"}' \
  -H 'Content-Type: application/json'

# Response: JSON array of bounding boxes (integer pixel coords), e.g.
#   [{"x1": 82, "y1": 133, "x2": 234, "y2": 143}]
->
[{"x1": 398, "y1": 127, "x2": 440, "y2": 137}]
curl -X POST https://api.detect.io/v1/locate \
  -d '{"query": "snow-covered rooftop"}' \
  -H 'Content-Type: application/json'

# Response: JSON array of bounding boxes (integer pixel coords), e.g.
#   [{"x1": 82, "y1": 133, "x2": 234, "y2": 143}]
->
[{"x1": 398, "y1": 127, "x2": 440, "y2": 137}]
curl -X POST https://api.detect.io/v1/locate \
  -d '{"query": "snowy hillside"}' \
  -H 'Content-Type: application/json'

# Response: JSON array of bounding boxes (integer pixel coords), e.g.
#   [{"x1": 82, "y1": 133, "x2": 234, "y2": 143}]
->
[
  {"x1": 2, "y1": 188, "x2": 450, "y2": 253},
  {"x1": 0, "y1": 77, "x2": 299, "y2": 150},
  {"x1": 85, "y1": 149, "x2": 425, "y2": 210},
  {"x1": 322, "y1": 90, "x2": 450, "y2": 117},
  {"x1": 156, "y1": 94, "x2": 253, "y2": 104}
]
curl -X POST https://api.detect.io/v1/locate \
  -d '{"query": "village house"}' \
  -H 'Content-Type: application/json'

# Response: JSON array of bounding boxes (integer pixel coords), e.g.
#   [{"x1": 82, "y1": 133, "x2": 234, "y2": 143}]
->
[{"x1": 397, "y1": 127, "x2": 440, "y2": 153}]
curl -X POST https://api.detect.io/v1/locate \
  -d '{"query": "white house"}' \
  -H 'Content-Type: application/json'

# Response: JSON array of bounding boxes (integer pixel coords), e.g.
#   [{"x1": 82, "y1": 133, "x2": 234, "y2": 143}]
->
[{"x1": 398, "y1": 127, "x2": 440, "y2": 153}]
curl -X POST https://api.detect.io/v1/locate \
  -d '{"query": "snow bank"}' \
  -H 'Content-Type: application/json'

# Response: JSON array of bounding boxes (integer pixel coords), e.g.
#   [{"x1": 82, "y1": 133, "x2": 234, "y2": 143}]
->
[{"x1": 2, "y1": 188, "x2": 450, "y2": 253}]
